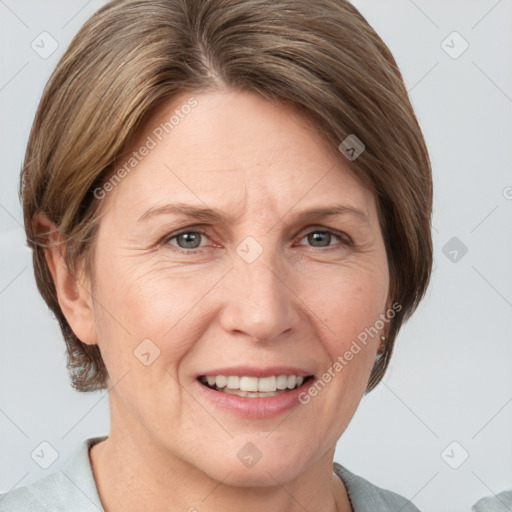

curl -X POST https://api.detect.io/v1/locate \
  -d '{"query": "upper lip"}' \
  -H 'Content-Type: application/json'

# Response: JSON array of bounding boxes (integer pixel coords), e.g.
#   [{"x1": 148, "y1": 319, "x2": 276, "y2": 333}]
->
[{"x1": 198, "y1": 366, "x2": 314, "y2": 379}]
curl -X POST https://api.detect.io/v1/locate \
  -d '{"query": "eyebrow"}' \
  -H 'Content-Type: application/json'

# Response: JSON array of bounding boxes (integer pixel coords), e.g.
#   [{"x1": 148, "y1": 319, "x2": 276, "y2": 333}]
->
[{"x1": 137, "y1": 202, "x2": 370, "y2": 226}]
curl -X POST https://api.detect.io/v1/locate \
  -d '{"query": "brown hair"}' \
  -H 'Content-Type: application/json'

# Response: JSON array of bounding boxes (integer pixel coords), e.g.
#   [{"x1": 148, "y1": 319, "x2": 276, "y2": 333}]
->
[{"x1": 22, "y1": 0, "x2": 432, "y2": 392}]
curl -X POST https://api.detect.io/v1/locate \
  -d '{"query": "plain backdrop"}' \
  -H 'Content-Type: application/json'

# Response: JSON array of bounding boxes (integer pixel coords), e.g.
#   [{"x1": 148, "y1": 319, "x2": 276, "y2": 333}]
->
[{"x1": 1, "y1": 1, "x2": 511, "y2": 511}]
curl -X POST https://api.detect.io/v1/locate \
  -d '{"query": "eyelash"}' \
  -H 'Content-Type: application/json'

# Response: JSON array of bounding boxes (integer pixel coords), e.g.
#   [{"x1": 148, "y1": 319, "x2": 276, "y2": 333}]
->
[{"x1": 161, "y1": 226, "x2": 353, "y2": 254}]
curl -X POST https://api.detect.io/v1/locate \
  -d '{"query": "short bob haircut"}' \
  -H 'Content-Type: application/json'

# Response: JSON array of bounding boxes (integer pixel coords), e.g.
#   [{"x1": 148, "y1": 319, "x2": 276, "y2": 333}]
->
[{"x1": 22, "y1": 0, "x2": 432, "y2": 393}]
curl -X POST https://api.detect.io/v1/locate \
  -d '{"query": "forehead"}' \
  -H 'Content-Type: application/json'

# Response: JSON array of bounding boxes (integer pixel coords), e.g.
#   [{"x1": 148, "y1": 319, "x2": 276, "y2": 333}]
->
[{"x1": 104, "y1": 89, "x2": 376, "y2": 222}]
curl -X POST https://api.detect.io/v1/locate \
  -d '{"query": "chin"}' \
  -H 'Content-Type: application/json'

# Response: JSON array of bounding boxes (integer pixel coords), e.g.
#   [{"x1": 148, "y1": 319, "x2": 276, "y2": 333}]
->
[
  {"x1": 220, "y1": 466, "x2": 301, "y2": 488},
  {"x1": 199, "y1": 451, "x2": 309, "y2": 488}
]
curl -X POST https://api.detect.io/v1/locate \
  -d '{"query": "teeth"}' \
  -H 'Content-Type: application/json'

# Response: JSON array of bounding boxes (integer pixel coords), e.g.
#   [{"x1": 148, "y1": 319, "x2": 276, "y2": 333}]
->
[
  {"x1": 226, "y1": 376, "x2": 240, "y2": 389},
  {"x1": 258, "y1": 376, "x2": 276, "y2": 392},
  {"x1": 215, "y1": 375, "x2": 227, "y2": 388},
  {"x1": 202, "y1": 374, "x2": 308, "y2": 393},
  {"x1": 276, "y1": 375, "x2": 288, "y2": 390},
  {"x1": 222, "y1": 388, "x2": 282, "y2": 398},
  {"x1": 240, "y1": 376, "x2": 258, "y2": 392}
]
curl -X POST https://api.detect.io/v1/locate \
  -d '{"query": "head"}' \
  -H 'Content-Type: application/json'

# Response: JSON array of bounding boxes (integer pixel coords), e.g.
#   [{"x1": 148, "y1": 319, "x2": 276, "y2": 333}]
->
[{"x1": 22, "y1": 0, "x2": 432, "y2": 485}]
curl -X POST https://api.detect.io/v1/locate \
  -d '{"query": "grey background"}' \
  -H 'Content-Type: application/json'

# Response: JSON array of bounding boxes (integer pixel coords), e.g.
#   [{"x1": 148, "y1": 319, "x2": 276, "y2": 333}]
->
[{"x1": 1, "y1": 1, "x2": 511, "y2": 511}]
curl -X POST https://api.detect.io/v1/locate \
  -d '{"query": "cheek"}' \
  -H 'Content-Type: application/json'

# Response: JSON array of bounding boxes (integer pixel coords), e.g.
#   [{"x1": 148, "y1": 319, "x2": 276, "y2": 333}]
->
[
  {"x1": 296, "y1": 261, "x2": 389, "y2": 408},
  {"x1": 89, "y1": 252, "x2": 227, "y2": 371},
  {"x1": 296, "y1": 267, "x2": 387, "y2": 431},
  {"x1": 300, "y1": 263, "x2": 389, "y2": 347}
]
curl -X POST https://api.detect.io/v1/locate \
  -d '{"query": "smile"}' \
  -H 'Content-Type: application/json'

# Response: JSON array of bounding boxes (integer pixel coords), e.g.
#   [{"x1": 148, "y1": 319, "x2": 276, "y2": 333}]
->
[{"x1": 198, "y1": 374, "x2": 313, "y2": 397}]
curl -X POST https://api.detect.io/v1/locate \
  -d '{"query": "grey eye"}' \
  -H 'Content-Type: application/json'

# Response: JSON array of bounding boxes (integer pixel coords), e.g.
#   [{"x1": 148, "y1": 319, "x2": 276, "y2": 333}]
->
[
  {"x1": 174, "y1": 231, "x2": 203, "y2": 249},
  {"x1": 307, "y1": 231, "x2": 333, "y2": 247}
]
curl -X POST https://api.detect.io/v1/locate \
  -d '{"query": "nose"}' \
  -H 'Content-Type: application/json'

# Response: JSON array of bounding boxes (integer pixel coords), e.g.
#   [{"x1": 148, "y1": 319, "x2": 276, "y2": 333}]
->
[{"x1": 218, "y1": 245, "x2": 301, "y2": 343}]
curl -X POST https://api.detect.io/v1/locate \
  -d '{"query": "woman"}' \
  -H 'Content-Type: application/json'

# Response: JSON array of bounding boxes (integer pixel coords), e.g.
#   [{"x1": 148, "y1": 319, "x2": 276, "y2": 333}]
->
[{"x1": 0, "y1": 0, "x2": 432, "y2": 510}]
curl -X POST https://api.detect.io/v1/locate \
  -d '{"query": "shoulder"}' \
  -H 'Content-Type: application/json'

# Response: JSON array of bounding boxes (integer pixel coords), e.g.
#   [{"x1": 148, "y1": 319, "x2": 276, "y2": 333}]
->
[
  {"x1": 0, "y1": 471, "x2": 79, "y2": 512},
  {"x1": 472, "y1": 489, "x2": 512, "y2": 512},
  {"x1": 333, "y1": 462, "x2": 422, "y2": 512},
  {"x1": 0, "y1": 437, "x2": 106, "y2": 512}
]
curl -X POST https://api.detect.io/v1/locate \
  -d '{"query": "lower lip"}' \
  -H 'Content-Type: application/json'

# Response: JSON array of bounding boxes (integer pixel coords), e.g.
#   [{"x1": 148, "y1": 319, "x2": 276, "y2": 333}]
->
[{"x1": 195, "y1": 378, "x2": 313, "y2": 418}]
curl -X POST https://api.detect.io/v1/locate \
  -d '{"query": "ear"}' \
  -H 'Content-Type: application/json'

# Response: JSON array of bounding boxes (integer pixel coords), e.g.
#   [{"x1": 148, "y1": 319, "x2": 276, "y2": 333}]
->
[
  {"x1": 35, "y1": 215, "x2": 98, "y2": 346},
  {"x1": 376, "y1": 336, "x2": 386, "y2": 357},
  {"x1": 377, "y1": 297, "x2": 395, "y2": 356}
]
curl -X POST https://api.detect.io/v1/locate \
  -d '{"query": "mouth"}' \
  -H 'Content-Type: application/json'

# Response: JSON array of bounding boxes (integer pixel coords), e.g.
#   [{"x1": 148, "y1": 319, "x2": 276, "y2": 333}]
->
[{"x1": 197, "y1": 374, "x2": 314, "y2": 398}]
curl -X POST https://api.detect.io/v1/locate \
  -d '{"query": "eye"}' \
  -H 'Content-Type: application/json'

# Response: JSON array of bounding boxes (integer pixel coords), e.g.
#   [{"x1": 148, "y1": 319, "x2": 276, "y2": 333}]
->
[
  {"x1": 165, "y1": 230, "x2": 209, "y2": 250},
  {"x1": 297, "y1": 229, "x2": 350, "y2": 248},
  {"x1": 161, "y1": 226, "x2": 351, "y2": 255}
]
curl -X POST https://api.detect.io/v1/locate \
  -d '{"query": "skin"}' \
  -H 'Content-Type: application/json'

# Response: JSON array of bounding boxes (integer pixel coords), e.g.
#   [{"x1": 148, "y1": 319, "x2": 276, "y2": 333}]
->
[{"x1": 45, "y1": 89, "x2": 390, "y2": 512}]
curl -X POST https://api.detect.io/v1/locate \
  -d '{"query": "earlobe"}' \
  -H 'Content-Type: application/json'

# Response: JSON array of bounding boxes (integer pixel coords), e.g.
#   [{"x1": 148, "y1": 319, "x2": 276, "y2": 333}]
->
[
  {"x1": 35, "y1": 215, "x2": 98, "y2": 346},
  {"x1": 377, "y1": 298, "x2": 393, "y2": 357},
  {"x1": 376, "y1": 335, "x2": 387, "y2": 357}
]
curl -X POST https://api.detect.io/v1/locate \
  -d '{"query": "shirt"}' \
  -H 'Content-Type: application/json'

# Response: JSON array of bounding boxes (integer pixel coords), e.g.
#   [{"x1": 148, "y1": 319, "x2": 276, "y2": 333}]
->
[
  {"x1": 0, "y1": 436, "x2": 421, "y2": 511},
  {"x1": 472, "y1": 489, "x2": 512, "y2": 512}
]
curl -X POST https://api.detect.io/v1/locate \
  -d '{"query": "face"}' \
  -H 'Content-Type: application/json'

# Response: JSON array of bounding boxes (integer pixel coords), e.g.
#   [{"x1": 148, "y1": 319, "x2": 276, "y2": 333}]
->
[{"x1": 83, "y1": 89, "x2": 389, "y2": 485}]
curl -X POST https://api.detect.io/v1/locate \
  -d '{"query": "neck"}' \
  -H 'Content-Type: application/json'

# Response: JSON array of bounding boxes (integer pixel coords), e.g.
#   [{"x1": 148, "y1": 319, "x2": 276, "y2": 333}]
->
[{"x1": 89, "y1": 432, "x2": 352, "y2": 512}]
